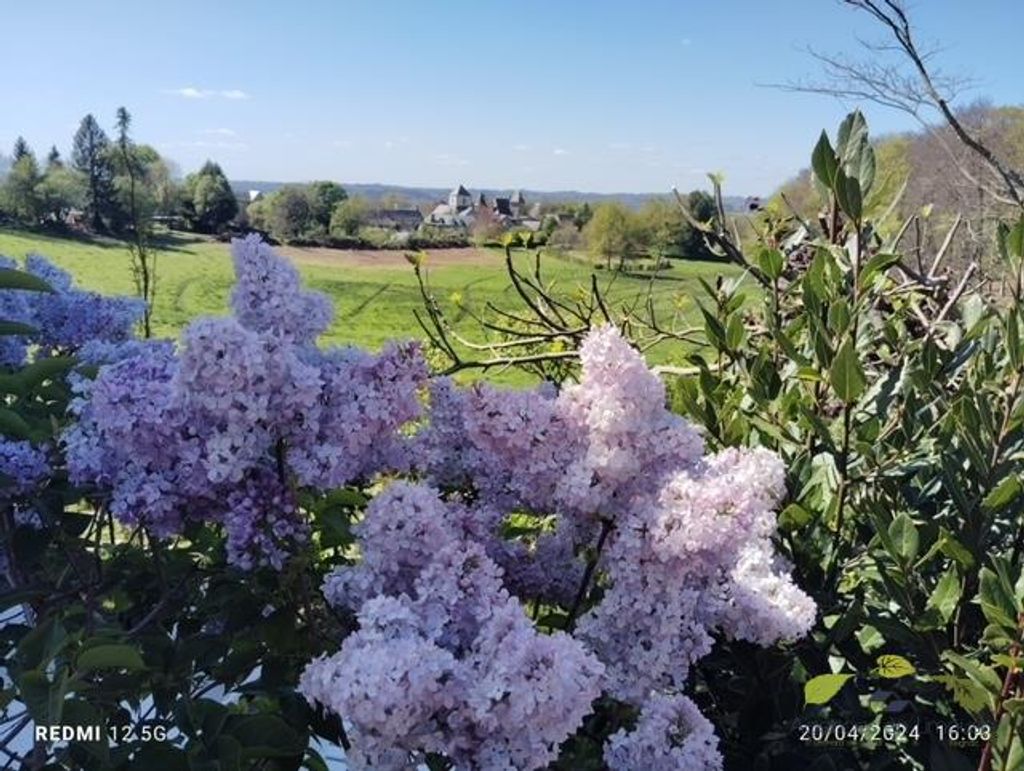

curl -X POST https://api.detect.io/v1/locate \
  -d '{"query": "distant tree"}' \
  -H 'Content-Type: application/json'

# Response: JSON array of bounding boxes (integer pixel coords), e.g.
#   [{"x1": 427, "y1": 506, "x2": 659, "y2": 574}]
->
[
  {"x1": 307, "y1": 181, "x2": 348, "y2": 230},
  {"x1": 469, "y1": 205, "x2": 504, "y2": 245},
  {"x1": 182, "y1": 161, "x2": 238, "y2": 233},
  {"x1": 2, "y1": 152, "x2": 43, "y2": 225},
  {"x1": 585, "y1": 201, "x2": 643, "y2": 269},
  {"x1": 639, "y1": 199, "x2": 688, "y2": 258},
  {"x1": 268, "y1": 185, "x2": 314, "y2": 242},
  {"x1": 46, "y1": 145, "x2": 62, "y2": 170},
  {"x1": 36, "y1": 166, "x2": 86, "y2": 222},
  {"x1": 379, "y1": 192, "x2": 411, "y2": 210},
  {"x1": 329, "y1": 195, "x2": 370, "y2": 238},
  {"x1": 72, "y1": 114, "x2": 117, "y2": 230},
  {"x1": 12, "y1": 137, "x2": 30, "y2": 162},
  {"x1": 679, "y1": 190, "x2": 715, "y2": 259},
  {"x1": 573, "y1": 202, "x2": 593, "y2": 231}
]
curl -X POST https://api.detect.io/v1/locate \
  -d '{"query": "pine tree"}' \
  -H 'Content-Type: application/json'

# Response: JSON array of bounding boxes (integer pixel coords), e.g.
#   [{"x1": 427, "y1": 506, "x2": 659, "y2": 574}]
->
[
  {"x1": 71, "y1": 114, "x2": 116, "y2": 231},
  {"x1": 46, "y1": 145, "x2": 62, "y2": 169},
  {"x1": 12, "y1": 136, "x2": 31, "y2": 161}
]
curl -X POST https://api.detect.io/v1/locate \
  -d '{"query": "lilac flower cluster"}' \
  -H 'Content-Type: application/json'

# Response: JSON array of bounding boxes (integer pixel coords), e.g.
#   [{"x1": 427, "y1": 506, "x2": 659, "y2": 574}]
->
[
  {"x1": 65, "y1": 235, "x2": 427, "y2": 565},
  {"x1": 304, "y1": 483, "x2": 604, "y2": 770},
  {"x1": 0, "y1": 254, "x2": 145, "y2": 362},
  {"x1": 310, "y1": 324, "x2": 815, "y2": 768},
  {"x1": 604, "y1": 693, "x2": 722, "y2": 771},
  {"x1": 0, "y1": 439, "x2": 50, "y2": 497},
  {"x1": 56, "y1": 234, "x2": 814, "y2": 767}
]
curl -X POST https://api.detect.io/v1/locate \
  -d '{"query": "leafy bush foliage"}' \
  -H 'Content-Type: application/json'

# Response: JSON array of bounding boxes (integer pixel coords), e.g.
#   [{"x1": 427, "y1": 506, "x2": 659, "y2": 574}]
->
[{"x1": 415, "y1": 112, "x2": 1024, "y2": 769}]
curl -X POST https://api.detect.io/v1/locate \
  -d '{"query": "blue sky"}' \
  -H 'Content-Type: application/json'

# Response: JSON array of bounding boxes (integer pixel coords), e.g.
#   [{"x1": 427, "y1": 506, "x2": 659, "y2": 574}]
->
[{"x1": 4, "y1": 1, "x2": 1022, "y2": 194}]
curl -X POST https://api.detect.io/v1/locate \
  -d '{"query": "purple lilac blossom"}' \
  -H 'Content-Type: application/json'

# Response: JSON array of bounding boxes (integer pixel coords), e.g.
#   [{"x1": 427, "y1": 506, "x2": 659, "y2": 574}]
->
[
  {"x1": 65, "y1": 238, "x2": 426, "y2": 568},
  {"x1": 57, "y1": 234, "x2": 815, "y2": 767},
  {"x1": 604, "y1": 692, "x2": 723, "y2": 771},
  {"x1": 304, "y1": 483, "x2": 604, "y2": 770},
  {"x1": 0, "y1": 439, "x2": 50, "y2": 497},
  {"x1": 24, "y1": 255, "x2": 145, "y2": 350}
]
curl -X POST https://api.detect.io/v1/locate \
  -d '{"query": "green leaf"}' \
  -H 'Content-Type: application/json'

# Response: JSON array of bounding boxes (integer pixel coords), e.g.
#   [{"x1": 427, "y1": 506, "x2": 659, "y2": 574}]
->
[
  {"x1": 804, "y1": 673, "x2": 853, "y2": 705},
  {"x1": 0, "y1": 321, "x2": 38, "y2": 336},
  {"x1": 1007, "y1": 217, "x2": 1024, "y2": 260},
  {"x1": 0, "y1": 268, "x2": 55, "y2": 293},
  {"x1": 829, "y1": 339, "x2": 866, "y2": 404},
  {"x1": 76, "y1": 644, "x2": 146, "y2": 673},
  {"x1": 1003, "y1": 698, "x2": 1024, "y2": 716},
  {"x1": 927, "y1": 569, "x2": 962, "y2": 625},
  {"x1": 699, "y1": 306, "x2": 727, "y2": 352},
  {"x1": 228, "y1": 714, "x2": 303, "y2": 758},
  {"x1": 725, "y1": 313, "x2": 746, "y2": 350},
  {"x1": 858, "y1": 252, "x2": 901, "y2": 287},
  {"x1": 778, "y1": 503, "x2": 813, "y2": 532},
  {"x1": 834, "y1": 168, "x2": 863, "y2": 221},
  {"x1": 931, "y1": 674, "x2": 990, "y2": 714},
  {"x1": 875, "y1": 654, "x2": 916, "y2": 679},
  {"x1": 755, "y1": 247, "x2": 784, "y2": 280},
  {"x1": 18, "y1": 356, "x2": 75, "y2": 391},
  {"x1": 18, "y1": 670, "x2": 52, "y2": 722},
  {"x1": 0, "y1": 408, "x2": 33, "y2": 440},
  {"x1": 982, "y1": 475, "x2": 1022, "y2": 512},
  {"x1": 887, "y1": 513, "x2": 919, "y2": 564},
  {"x1": 978, "y1": 568, "x2": 1019, "y2": 629},
  {"x1": 938, "y1": 529, "x2": 975, "y2": 569},
  {"x1": 811, "y1": 131, "x2": 839, "y2": 190},
  {"x1": 837, "y1": 110, "x2": 869, "y2": 161}
]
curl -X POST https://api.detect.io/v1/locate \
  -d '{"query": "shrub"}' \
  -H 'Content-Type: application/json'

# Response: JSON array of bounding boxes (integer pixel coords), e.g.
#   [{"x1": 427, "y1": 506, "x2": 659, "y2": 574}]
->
[{"x1": 0, "y1": 235, "x2": 813, "y2": 769}]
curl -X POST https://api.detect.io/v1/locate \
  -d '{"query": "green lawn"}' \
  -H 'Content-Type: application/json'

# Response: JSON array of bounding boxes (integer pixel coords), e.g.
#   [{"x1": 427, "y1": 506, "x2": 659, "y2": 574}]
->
[{"x1": 0, "y1": 228, "x2": 747, "y2": 378}]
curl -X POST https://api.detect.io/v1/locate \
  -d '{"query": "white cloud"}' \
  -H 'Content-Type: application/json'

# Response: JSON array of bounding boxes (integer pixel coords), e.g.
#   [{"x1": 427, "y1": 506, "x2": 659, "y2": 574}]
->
[
  {"x1": 553, "y1": 148, "x2": 568, "y2": 156},
  {"x1": 332, "y1": 139, "x2": 354, "y2": 148},
  {"x1": 681, "y1": 37, "x2": 692, "y2": 46},
  {"x1": 432, "y1": 153, "x2": 469, "y2": 167},
  {"x1": 513, "y1": 143, "x2": 531, "y2": 152},
  {"x1": 199, "y1": 128, "x2": 237, "y2": 136},
  {"x1": 165, "y1": 87, "x2": 251, "y2": 100}
]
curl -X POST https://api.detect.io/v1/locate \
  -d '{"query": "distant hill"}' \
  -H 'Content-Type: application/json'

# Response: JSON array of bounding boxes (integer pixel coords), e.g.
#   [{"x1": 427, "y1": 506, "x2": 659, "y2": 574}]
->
[{"x1": 230, "y1": 180, "x2": 750, "y2": 213}]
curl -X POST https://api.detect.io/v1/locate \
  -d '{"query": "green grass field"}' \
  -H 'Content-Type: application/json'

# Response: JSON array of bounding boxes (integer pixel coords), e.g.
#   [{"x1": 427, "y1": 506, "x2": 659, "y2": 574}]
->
[{"x1": 0, "y1": 228, "x2": 746, "y2": 379}]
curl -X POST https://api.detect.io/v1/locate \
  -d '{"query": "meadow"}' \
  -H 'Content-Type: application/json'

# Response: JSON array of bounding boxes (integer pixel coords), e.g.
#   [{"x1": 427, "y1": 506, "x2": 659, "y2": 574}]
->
[{"x1": 0, "y1": 228, "x2": 742, "y2": 377}]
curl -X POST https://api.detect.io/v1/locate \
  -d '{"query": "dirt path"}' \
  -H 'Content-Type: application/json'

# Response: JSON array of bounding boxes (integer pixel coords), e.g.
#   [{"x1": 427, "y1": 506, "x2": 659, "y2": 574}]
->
[{"x1": 275, "y1": 245, "x2": 503, "y2": 269}]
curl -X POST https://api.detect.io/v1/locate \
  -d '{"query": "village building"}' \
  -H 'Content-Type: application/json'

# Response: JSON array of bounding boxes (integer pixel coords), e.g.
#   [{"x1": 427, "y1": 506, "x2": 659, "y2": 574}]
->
[
  {"x1": 425, "y1": 184, "x2": 537, "y2": 232},
  {"x1": 365, "y1": 208, "x2": 424, "y2": 231}
]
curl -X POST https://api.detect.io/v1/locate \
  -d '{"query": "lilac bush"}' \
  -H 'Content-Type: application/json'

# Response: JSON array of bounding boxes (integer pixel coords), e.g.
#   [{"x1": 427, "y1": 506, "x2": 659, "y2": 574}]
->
[{"x1": 58, "y1": 235, "x2": 815, "y2": 769}]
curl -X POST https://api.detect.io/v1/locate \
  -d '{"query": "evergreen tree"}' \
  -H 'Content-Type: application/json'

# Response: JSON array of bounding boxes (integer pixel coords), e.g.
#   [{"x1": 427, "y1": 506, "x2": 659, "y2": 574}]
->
[
  {"x1": 71, "y1": 114, "x2": 117, "y2": 230},
  {"x1": 46, "y1": 145, "x2": 63, "y2": 169},
  {"x1": 12, "y1": 136, "x2": 30, "y2": 161}
]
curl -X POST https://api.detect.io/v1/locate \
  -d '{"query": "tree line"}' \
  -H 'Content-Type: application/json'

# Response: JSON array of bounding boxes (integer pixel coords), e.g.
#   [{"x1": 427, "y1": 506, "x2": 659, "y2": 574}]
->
[{"x1": 0, "y1": 112, "x2": 239, "y2": 235}]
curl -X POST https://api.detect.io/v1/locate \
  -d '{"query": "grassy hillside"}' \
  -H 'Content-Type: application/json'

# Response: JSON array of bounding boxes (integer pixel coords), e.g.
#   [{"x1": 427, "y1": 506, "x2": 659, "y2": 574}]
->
[{"x1": 0, "y1": 228, "x2": 744, "y2": 377}]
